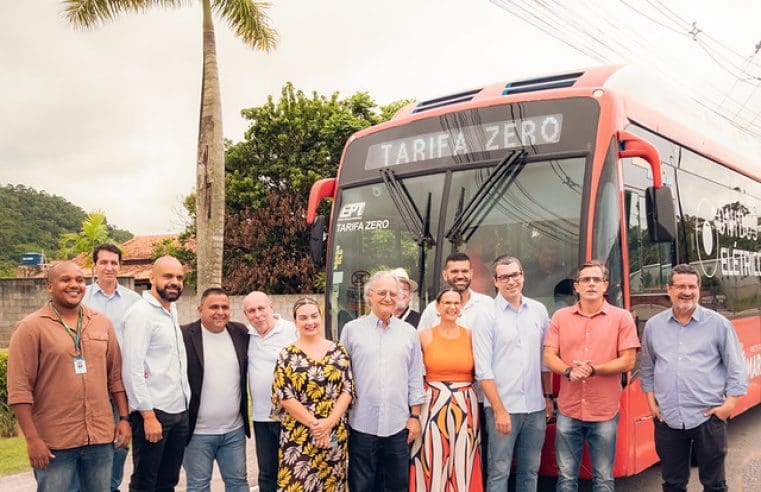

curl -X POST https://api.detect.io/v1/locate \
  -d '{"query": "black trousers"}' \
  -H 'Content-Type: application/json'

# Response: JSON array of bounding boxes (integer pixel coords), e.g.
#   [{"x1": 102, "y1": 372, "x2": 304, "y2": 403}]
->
[
  {"x1": 654, "y1": 416, "x2": 728, "y2": 492},
  {"x1": 348, "y1": 428, "x2": 410, "y2": 492},
  {"x1": 253, "y1": 421, "x2": 280, "y2": 492},
  {"x1": 129, "y1": 409, "x2": 189, "y2": 492}
]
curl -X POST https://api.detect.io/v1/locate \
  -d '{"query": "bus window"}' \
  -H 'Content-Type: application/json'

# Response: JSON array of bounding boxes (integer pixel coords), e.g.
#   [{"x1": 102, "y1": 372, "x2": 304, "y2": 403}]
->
[
  {"x1": 625, "y1": 191, "x2": 671, "y2": 293},
  {"x1": 593, "y1": 141, "x2": 624, "y2": 306},
  {"x1": 445, "y1": 157, "x2": 585, "y2": 315}
]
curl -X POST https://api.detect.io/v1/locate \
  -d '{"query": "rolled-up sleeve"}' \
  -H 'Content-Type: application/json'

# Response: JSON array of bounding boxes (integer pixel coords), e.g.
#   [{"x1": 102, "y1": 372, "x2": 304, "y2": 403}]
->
[
  {"x1": 473, "y1": 309, "x2": 495, "y2": 381},
  {"x1": 638, "y1": 322, "x2": 655, "y2": 393},
  {"x1": 7, "y1": 322, "x2": 38, "y2": 406},
  {"x1": 408, "y1": 335, "x2": 426, "y2": 406},
  {"x1": 121, "y1": 304, "x2": 153, "y2": 411},
  {"x1": 721, "y1": 318, "x2": 749, "y2": 397}
]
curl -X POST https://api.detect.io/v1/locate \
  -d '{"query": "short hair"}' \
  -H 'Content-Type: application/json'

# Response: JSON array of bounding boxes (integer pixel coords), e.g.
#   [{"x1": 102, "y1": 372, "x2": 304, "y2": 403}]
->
[
  {"x1": 363, "y1": 271, "x2": 401, "y2": 305},
  {"x1": 435, "y1": 287, "x2": 462, "y2": 304},
  {"x1": 200, "y1": 287, "x2": 228, "y2": 302},
  {"x1": 93, "y1": 243, "x2": 122, "y2": 264},
  {"x1": 444, "y1": 252, "x2": 471, "y2": 267},
  {"x1": 668, "y1": 264, "x2": 701, "y2": 286},
  {"x1": 492, "y1": 255, "x2": 523, "y2": 275},
  {"x1": 576, "y1": 260, "x2": 608, "y2": 281}
]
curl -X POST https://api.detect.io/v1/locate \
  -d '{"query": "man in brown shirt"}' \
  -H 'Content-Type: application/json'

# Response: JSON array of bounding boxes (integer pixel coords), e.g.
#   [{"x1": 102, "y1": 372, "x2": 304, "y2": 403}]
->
[{"x1": 7, "y1": 262, "x2": 131, "y2": 491}]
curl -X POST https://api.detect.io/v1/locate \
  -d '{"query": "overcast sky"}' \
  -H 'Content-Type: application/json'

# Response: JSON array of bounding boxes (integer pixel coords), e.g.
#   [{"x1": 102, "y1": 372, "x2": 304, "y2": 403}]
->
[{"x1": 2, "y1": 1, "x2": 759, "y2": 235}]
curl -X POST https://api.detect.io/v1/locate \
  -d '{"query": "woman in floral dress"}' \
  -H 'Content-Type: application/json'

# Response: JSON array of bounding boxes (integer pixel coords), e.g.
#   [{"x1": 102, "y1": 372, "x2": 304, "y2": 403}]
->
[{"x1": 272, "y1": 298, "x2": 354, "y2": 492}]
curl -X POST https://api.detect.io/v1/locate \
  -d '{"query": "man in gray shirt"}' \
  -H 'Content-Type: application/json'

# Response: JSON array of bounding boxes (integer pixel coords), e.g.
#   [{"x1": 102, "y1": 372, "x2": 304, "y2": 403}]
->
[
  {"x1": 340, "y1": 271, "x2": 426, "y2": 492},
  {"x1": 640, "y1": 264, "x2": 748, "y2": 492}
]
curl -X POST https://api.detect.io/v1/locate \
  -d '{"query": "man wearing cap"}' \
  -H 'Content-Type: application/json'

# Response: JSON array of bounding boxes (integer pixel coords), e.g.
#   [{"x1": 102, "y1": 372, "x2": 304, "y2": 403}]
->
[{"x1": 391, "y1": 267, "x2": 421, "y2": 328}]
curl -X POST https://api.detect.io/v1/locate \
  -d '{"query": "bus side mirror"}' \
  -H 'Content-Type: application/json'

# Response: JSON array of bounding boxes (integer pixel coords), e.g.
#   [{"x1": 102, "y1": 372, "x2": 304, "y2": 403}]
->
[
  {"x1": 645, "y1": 186, "x2": 676, "y2": 243},
  {"x1": 310, "y1": 215, "x2": 327, "y2": 266}
]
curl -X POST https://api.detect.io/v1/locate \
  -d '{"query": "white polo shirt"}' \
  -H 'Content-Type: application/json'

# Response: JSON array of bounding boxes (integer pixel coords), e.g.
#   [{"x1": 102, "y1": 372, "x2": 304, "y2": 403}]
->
[{"x1": 247, "y1": 317, "x2": 297, "y2": 422}]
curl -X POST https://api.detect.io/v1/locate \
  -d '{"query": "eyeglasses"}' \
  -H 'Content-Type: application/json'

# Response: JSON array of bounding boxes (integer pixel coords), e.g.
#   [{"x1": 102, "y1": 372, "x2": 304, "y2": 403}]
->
[
  {"x1": 495, "y1": 271, "x2": 523, "y2": 283},
  {"x1": 670, "y1": 284, "x2": 699, "y2": 291},
  {"x1": 576, "y1": 276, "x2": 606, "y2": 284},
  {"x1": 372, "y1": 290, "x2": 399, "y2": 299}
]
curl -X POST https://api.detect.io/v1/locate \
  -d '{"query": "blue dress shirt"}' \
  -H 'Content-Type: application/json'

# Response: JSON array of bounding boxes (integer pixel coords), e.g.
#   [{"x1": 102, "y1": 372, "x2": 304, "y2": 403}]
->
[
  {"x1": 640, "y1": 305, "x2": 748, "y2": 429},
  {"x1": 473, "y1": 295, "x2": 550, "y2": 413},
  {"x1": 339, "y1": 312, "x2": 426, "y2": 437},
  {"x1": 83, "y1": 282, "x2": 141, "y2": 346}
]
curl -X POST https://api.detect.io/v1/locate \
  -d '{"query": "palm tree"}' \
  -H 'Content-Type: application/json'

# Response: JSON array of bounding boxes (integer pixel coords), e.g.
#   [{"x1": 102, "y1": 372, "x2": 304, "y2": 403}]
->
[
  {"x1": 61, "y1": 0, "x2": 277, "y2": 291},
  {"x1": 59, "y1": 211, "x2": 111, "y2": 263}
]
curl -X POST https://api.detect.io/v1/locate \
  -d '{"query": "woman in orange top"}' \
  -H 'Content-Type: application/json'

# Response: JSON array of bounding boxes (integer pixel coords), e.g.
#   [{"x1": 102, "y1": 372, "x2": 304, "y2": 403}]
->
[{"x1": 410, "y1": 288, "x2": 483, "y2": 491}]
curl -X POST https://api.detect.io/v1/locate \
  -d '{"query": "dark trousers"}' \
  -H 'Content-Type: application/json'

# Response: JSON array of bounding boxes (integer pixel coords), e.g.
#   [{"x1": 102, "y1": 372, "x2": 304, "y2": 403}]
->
[
  {"x1": 654, "y1": 416, "x2": 728, "y2": 492},
  {"x1": 253, "y1": 421, "x2": 280, "y2": 492},
  {"x1": 348, "y1": 428, "x2": 409, "y2": 492},
  {"x1": 129, "y1": 410, "x2": 189, "y2": 492}
]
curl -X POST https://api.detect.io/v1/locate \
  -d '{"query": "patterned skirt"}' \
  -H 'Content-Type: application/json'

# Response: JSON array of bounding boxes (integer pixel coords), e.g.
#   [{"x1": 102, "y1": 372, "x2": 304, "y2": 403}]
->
[{"x1": 410, "y1": 381, "x2": 483, "y2": 491}]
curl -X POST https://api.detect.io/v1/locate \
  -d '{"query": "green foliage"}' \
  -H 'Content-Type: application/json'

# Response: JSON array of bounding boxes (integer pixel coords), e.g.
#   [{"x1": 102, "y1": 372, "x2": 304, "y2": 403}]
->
[
  {"x1": 58, "y1": 211, "x2": 110, "y2": 260},
  {"x1": 221, "y1": 84, "x2": 407, "y2": 294},
  {"x1": 0, "y1": 184, "x2": 87, "y2": 276},
  {"x1": 0, "y1": 351, "x2": 18, "y2": 438}
]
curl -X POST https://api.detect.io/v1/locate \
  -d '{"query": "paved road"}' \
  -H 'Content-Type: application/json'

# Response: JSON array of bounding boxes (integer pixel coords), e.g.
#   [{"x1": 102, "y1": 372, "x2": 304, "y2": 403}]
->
[{"x1": 2, "y1": 405, "x2": 759, "y2": 490}]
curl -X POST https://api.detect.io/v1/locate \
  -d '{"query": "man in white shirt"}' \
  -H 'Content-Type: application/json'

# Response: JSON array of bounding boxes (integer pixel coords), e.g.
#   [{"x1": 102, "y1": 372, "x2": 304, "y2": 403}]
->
[
  {"x1": 418, "y1": 252, "x2": 493, "y2": 331},
  {"x1": 181, "y1": 288, "x2": 250, "y2": 492},
  {"x1": 244, "y1": 291, "x2": 296, "y2": 492},
  {"x1": 121, "y1": 256, "x2": 191, "y2": 492}
]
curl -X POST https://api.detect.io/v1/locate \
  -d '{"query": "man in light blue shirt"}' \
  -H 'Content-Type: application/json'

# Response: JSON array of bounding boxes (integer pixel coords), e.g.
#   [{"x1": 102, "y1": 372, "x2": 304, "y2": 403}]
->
[
  {"x1": 78, "y1": 244, "x2": 140, "y2": 492},
  {"x1": 122, "y1": 256, "x2": 191, "y2": 492},
  {"x1": 340, "y1": 271, "x2": 426, "y2": 492},
  {"x1": 640, "y1": 264, "x2": 748, "y2": 492},
  {"x1": 474, "y1": 255, "x2": 553, "y2": 492}
]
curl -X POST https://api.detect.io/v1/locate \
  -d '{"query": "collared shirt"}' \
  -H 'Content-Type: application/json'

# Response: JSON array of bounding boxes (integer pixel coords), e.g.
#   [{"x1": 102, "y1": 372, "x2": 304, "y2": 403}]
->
[
  {"x1": 83, "y1": 282, "x2": 141, "y2": 346},
  {"x1": 247, "y1": 316, "x2": 297, "y2": 422},
  {"x1": 7, "y1": 303, "x2": 124, "y2": 450},
  {"x1": 474, "y1": 295, "x2": 550, "y2": 413},
  {"x1": 121, "y1": 291, "x2": 190, "y2": 413},
  {"x1": 340, "y1": 312, "x2": 426, "y2": 437},
  {"x1": 639, "y1": 305, "x2": 748, "y2": 430},
  {"x1": 544, "y1": 301, "x2": 640, "y2": 421},
  {"x1": 417, "y1": 289, "x2": 493, "y2": 331}
]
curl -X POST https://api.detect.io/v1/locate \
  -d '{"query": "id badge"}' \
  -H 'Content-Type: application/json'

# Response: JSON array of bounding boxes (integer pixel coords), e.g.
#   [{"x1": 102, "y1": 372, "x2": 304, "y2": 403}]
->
[{"x1": 73, "y1": 357, "x2": 87, "y2": 374}]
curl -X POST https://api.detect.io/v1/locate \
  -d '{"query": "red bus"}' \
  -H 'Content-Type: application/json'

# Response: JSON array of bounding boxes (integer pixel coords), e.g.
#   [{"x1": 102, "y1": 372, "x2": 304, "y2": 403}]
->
[{"x1": 307, "y1": 65, "x2": 761, "y2": 477}]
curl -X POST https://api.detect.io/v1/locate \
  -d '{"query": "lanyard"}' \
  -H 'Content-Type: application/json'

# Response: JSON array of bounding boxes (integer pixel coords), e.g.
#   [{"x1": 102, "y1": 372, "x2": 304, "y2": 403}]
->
[{"x1": 51, "y1": 304, "x2": 83, "y2": 356}]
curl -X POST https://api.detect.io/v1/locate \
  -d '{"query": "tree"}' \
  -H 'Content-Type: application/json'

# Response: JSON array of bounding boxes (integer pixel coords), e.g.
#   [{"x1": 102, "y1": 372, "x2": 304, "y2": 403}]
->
[
  {"x1": 222, "y1": 83, "x2": 409, "y2": 293},
  {"x1": 58, "y1": 211, "x2": 112, "y2": 263},
  {"x1": 61, "y1": 0, "x2": 277, "y2": 292}
]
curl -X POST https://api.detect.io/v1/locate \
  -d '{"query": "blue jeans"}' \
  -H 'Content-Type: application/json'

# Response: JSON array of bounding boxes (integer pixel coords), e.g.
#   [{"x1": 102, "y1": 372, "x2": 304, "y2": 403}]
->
[
  {"x1": 34, "y1": 443, "x2": 113, "y2": 492},
  {"x1": 555, "y1": 411, "x2": 619, "y2": 492},
  {"x1": 485, "y1": 407, "x2": 546, "y2": 492},
  {"x1": 70, "y1": 403, "x2": 127, "y2": 492},
  {"x1": 182, "y1": 427, "x2": 248, "y2": 492}
]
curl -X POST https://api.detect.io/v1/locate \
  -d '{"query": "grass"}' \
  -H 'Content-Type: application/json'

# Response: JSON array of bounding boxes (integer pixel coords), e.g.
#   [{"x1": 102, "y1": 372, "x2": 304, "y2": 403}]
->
[{"x1": 0, "y1": 435, "x2": 29, "y2": 476}]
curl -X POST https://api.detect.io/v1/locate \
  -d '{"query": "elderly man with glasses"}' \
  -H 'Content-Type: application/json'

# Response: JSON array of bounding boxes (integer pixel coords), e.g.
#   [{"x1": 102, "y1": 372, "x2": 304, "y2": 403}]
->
[
  {"x1": 339, "y1": 270, "x2": 426, "y2": 492},
  {"x1": 543, "y1": 261, "x2": 640, "y2": 492}
]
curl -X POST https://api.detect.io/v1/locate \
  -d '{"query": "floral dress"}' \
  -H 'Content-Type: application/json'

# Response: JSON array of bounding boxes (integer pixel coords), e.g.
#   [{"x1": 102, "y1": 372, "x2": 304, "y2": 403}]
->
[{"x1": 272, "y1": 342, "x2": 354, "y2": 492}]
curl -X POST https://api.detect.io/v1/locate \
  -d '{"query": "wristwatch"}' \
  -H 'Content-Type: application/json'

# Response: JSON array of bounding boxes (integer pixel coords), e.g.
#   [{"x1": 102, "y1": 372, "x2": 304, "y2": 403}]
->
[
  {"x1": 544, "y1": 393, "x2": 555, "y2": 399},
  {"x1": 564, "y1": 367, "x2": 572, "y2": 380},
  {"x1": 118, "y1": 415, "x2": 130, "y2": 422},
  {"x1": 409, "y1": 414, "x2": 420, "y2": 420}
]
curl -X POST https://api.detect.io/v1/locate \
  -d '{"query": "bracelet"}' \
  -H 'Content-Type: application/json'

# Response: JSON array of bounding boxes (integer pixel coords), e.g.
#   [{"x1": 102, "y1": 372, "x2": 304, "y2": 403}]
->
[
  {"x1": 590, "y1": 365, "x2": 597, "y2": 376},
  {"x1": 544, "y1": 393, "x2": 554, "y2": 399},
  {"x1": 409, "y1": 415, "x2": 420, "y2": 420},
  {"x1": 118, "y1": 416, "x2": 130, "y2": 421}
]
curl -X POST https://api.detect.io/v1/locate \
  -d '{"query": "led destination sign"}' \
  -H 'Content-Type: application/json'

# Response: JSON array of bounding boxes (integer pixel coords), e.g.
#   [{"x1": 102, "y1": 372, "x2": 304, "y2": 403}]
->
[{"x1": 365, "y1": 113, "x2": 564, "y2": 170}]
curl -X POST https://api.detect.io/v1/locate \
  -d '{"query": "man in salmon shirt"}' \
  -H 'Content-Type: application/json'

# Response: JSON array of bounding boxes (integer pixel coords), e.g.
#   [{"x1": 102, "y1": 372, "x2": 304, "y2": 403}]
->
[{"x1": 543, "y1": 261, "x2": 640, "y2": 491}]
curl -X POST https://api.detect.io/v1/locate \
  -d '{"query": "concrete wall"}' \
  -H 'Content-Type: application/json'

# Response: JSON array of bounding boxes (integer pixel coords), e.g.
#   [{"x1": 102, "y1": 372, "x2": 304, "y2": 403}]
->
[{"x1": 0, "y1": 277, "x2": 309, "y2": 347}]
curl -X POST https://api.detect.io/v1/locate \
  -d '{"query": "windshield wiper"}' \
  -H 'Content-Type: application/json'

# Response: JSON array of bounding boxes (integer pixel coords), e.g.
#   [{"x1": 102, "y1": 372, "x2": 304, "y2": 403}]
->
[
  {"x1": 445, "y1": 149, "x2": 527, "y2": 244},
  {"x1": 380, "y1": 169, "x2": 435, "y2": 248}
]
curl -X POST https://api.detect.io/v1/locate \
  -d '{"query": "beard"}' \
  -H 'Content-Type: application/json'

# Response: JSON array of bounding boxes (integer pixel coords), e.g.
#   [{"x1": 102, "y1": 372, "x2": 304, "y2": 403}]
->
[{"x1": 157, "y1": 284, "x2": 183, "y2": 302}]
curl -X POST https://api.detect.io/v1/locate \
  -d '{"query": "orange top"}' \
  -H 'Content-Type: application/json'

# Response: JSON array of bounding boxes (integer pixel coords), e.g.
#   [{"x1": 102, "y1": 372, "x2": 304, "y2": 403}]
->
[{"x1": 423, "y1": 326, "x2": 474, "y2": 383}]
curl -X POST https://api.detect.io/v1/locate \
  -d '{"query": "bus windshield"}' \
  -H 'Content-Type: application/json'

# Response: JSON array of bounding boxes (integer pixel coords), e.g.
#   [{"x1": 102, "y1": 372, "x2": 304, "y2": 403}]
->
[{"x1": 328, "y1": 156, "x2": 586, "y2": 335}]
